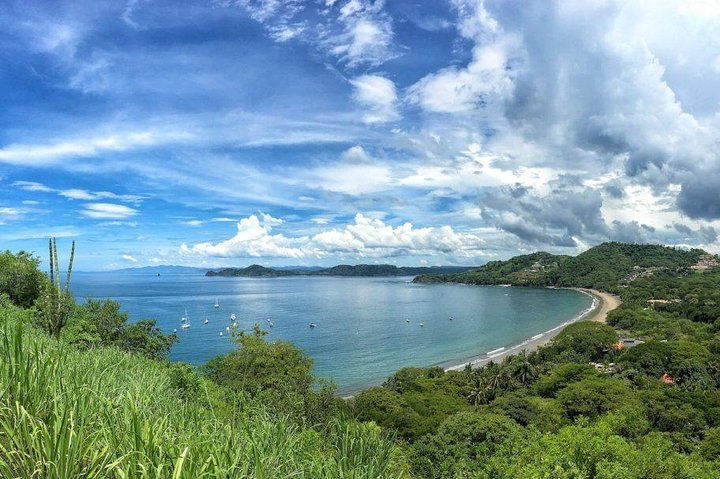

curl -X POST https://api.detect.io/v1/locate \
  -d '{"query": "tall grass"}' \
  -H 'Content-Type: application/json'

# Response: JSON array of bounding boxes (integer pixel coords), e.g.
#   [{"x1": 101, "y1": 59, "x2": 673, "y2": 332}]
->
[{"x1": 0, "y1": 303, "x2": 407, "y2": 478}]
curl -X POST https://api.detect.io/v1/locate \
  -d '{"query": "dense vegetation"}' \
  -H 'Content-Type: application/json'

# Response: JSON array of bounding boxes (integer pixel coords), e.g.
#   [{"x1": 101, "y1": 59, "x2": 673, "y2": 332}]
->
[
  {"x1": 415, "y1": 242, "x2": 708, "y2": 292},
  {"x1": 362, "y1": 242, "x2": 720, "y2": 477},
  {"x1": 2, "y1": 240, "x2": 720, "y2": 478},
  {"x1": 207, "y1": 264, "x2": 474, "y2": 277},
  {"x1": 0, "y1": 243, "x2": 406, "y2": 478}
]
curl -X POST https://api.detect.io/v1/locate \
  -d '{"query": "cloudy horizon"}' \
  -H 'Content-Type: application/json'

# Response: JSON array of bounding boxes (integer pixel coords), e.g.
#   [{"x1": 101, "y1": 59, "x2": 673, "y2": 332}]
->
[{"x1": 2, "y1": 0, "x2": 720, "y2": 270}]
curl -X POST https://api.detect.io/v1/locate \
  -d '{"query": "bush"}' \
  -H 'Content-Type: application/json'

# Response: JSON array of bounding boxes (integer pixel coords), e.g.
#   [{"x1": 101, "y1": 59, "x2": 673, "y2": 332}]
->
[
  {"x1": 0, "y1": 250, "x2": 45, "y2": 308},
  {"x1": 546, "y1": 321, "x2": 619, "y2": 361},
  {"x1": 557, "y1": 377, "x2": 637, "y2": 419}
]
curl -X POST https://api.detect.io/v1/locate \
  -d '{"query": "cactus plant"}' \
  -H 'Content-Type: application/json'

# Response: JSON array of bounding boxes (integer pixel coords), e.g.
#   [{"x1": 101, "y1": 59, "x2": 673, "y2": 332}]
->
[{"x1": 39, "y1": 238, "x2": 75, "y2": 337}]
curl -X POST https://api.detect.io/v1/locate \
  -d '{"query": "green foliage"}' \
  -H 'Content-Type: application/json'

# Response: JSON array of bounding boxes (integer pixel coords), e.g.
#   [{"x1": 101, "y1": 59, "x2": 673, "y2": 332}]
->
[
  {"x1": 534, "y1": 362, "x2": 598, "y2": 397},
  {"x1": 700, "y1": 427, "x2": 720, "y2": 460},
  {"x1": 0, "y1": 250, "x2": 44, "y2": 308},
  {"x1": 63, "y1": 298, "x2": 178, "y2": 360},
  {"x1": 204, "y1": 323, "x2": 336, "y2": 424},
  {"x1": 410, "y1": 412, "x2": 520, "y2": 478},
  {"x1": 557, "y1": 376, "x2": 637, "y2": 419},
  {"x1": 543, "y1": 320, "x2": 619, "y2": 362},
  {"x1": 354, "y1": 367, "x2": 469, "y2": 440},
  {"x1": 0, "y1": 301, "x2": 406, "y2": 478}
]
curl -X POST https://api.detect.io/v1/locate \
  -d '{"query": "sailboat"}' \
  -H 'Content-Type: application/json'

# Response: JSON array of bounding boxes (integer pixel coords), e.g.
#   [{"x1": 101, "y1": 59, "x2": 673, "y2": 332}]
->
[
  {"x1": 204, "y1": 318, "x2": 209, "y2": 324},
  {"x1": 214, "y1": 298, "x2": 219, "y2": 308},
  {"x1": 181, "y1": 308, "x2": 190, "y2": 329}
]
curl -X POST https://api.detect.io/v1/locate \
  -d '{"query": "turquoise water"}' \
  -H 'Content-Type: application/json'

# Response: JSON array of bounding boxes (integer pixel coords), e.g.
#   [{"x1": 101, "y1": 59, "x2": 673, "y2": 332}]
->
[{"x1": 71, "y1": 273, "x2": 592, "y2": 394}]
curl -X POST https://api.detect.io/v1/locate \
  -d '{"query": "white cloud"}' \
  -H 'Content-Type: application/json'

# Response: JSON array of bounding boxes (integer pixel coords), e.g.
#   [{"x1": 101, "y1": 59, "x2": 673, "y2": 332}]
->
[
  {"x1": 81, "y1": 203, "x2": 138, "y2": 219},
  {"x1": 122, "y1": 254, "x2": 138, "y2": 263},
  {"x1": 182, "y1": 213, "x2": 485, "y2": 259},
  {"x1": 330, "y1": 15, "x2": 394, "y2": 66},
  {"x1": 305, "y1": 146, "x2": 394, "y2": 195},
  {"x1": 407, "y1": 41, "x2": 515, "y2": 113},
  {"x1": 59, "y1": 188, "x2": 142, "y2": 202},
  {"x1": 12, "y1": 181, "x2": 54, "y2": 192},
  {"x1": 350, "y1": 74, "x2": 400, "y2": 123},
  {"x1": 182, "y1": 214, "x2": 306, "y2": 258},
  {"x1": 0, "y1": 130, "x2": 191, "y2": 165}
]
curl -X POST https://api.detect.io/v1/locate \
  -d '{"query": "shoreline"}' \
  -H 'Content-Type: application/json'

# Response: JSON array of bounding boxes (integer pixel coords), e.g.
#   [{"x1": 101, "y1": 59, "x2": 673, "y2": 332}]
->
[
  {"x1": 444, "y1": 288, "x2": 621, "y2": 372},
  {"x1": 342, "y1": 287, "x2": 622, "y2": 397}
]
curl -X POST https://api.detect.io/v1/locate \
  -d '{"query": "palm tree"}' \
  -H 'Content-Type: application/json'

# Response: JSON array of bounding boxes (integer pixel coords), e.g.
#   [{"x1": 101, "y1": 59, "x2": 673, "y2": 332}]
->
[
  {"x1": 511, "y1": 351, "x2": 537, "y2": 386},
  {"x1": 466, "y1": 372, "x2": 489, "y2": 406}
]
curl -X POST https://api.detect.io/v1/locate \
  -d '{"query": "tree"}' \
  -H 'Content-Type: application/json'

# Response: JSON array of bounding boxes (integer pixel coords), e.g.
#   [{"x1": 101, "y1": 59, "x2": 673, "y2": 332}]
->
[
  {"x1": 556, "y1": 377, "x2": 637, "y2": 419},
  {"x1": 0, "y1": 250, "x2": 45, "y2": 308},
  {"x1": 119, "y1": 319, "x2": 177, "y2": 361},
  {"x1": 410, "y1": 412, "x2": 520, "y2": 478},
  {"x1": 546, "y1": 321, "x2": 618, "y2": 361},
  {"x1": 63, "y1": 298, "x2": 177, "y2": 360},
  {"x1": 203, "y1": 323, "x2": 332, "y2": 422}
]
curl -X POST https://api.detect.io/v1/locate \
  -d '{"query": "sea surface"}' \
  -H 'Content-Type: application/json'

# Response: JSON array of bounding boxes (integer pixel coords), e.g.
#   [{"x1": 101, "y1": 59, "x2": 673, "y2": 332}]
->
[{"x1": 71, "y1": 272, "x2": 593, "y2": 394}]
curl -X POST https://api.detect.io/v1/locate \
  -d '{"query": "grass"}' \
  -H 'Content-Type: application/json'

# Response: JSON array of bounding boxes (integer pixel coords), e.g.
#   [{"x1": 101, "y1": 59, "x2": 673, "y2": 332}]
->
[{"x1": 0, "y1": 302, "x2": 407, "y2": 478}]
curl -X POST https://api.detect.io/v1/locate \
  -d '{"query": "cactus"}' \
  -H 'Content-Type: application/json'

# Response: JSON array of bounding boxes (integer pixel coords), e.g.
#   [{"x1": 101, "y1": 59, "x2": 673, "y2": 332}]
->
[{"x1": 40, "y1": 238, "x2": 75, "y2": 337}]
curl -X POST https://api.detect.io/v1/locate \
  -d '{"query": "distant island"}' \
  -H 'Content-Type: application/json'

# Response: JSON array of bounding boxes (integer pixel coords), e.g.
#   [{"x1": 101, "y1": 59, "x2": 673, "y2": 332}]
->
[{"x1": 206, "y1": 264, "x2": 476, "y2": 277}]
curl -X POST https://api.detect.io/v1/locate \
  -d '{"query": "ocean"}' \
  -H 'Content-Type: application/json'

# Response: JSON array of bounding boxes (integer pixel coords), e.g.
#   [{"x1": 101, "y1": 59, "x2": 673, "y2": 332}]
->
[{"x1": 71, "y1": 272, "x2": 592, "y2": 394}]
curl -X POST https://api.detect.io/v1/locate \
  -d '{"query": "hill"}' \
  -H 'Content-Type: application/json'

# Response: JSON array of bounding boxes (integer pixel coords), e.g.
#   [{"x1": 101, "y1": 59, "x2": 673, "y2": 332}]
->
[
  {"x1": 207, "y1": 264, "x2": 475, "y2": 277},
  {"x1": 414, "y1": 242, "x2": 712, "y2": 292},
  {"x1": 206, "y1": 264, "x2": 298, "y2": 277}
]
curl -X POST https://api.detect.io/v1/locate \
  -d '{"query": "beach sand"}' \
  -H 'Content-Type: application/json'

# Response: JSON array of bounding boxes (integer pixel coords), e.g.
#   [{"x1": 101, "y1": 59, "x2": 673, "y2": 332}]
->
[{"x1": 445, "y1": 288, "x2": 622, "y2": 371}]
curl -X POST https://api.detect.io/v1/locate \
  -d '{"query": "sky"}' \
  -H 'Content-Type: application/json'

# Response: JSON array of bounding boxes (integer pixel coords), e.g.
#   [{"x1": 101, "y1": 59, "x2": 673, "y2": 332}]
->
[{"x1": 2, "y1": 0, "x2": 720, "y2": 270}]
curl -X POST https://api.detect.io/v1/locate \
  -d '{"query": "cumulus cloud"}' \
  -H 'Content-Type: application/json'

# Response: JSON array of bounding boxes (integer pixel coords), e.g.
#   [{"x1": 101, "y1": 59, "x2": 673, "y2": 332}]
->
[
  {"x1": 350, "y1": 74, "x2": 399, "y2": 123},
  {"x1": 81, "y1": 203, "x2": 138, "y2": 219},
  {"x1": 407, "y1": 1, "x2": 516, "y2": 113},
  {"x1": 182, "y1": 213, "x2": 485, "y2": 259},
  {"x1": 182, "y1": 214, "x2": 306, "y2": 258}
]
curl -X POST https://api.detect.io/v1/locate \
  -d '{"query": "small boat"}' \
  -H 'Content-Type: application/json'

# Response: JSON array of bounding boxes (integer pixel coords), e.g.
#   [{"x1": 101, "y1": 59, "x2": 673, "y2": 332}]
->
[
  {"x1": 230, "y1": 313, "x2": 236, "y2": 321},
  {"x1": 405, "y1": 318, "x2": 410, "y2": 323},
  {"x1": 214, "y1": 298, "x2": 220, "y2": 308},
  {"x1": 204, "y1": 319, "x2": 209, "y2": 324},
  {"x1": 219, "y1": 332, "x2": 223, "y2": 336},
  {"x1": 420, "y1": 323, "x2": 424, "y2": 327},
  {"x1": 268, "y1": 321, "x2": 274, "y2": 327},
  {"x1": 449, "y1": 316, "x2": 453, "y2": 321},
  {"x1": 181, "y1": 323, "x2": 190, "y2": 330},
  {"x1": 226, "y1": 326, "x2": 230, "y2": 331},
  {"x1": 309, "y1": 322, "x2": 317, "y2": 328},
  {"x1": 173, "y1": 328, "x2": 177, "y2": 333}
]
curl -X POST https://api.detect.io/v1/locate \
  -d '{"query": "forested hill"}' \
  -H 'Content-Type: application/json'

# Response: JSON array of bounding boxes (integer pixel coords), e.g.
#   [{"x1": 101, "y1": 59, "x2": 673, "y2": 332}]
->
[
  {"x1": 207, "y1": 264, "x2": 475, "y2": 277},
  {"x1": 414, "y1": 242, "x2": 716, "y2": 292}
]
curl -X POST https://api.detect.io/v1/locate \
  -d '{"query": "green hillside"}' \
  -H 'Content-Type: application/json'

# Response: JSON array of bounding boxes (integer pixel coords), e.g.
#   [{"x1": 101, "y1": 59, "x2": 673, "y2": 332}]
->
[
  {"x1": 207, "y1": 264, "x2": 474, "y2": 277},
  {"x1": 3, "y1": 242, "x2": 720, "y2": 478},
  {"x1": 415, "y1": 242, "x2": 710, "y2": 292}
]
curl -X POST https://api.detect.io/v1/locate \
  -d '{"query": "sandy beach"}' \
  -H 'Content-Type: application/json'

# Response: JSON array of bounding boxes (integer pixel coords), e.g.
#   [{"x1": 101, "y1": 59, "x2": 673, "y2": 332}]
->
[{"x1": 445, "y1": 288, "x2": 622, "y2": 371}]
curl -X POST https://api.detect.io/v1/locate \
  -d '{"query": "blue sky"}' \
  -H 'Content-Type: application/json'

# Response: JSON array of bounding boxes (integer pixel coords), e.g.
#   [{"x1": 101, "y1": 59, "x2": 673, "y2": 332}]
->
[{"x1": 1, "y1": 0, "x2": 720, "y2": 270}]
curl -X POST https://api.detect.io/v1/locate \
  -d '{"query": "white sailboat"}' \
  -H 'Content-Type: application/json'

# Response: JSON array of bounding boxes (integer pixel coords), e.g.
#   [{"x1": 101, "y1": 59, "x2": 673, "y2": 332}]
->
[
  {"x1": 181, "y1": 308, "x2": 190, "y2": 329},
  {"x1": 214, "y1": 298, "x2": 219, "y2": 308}
]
